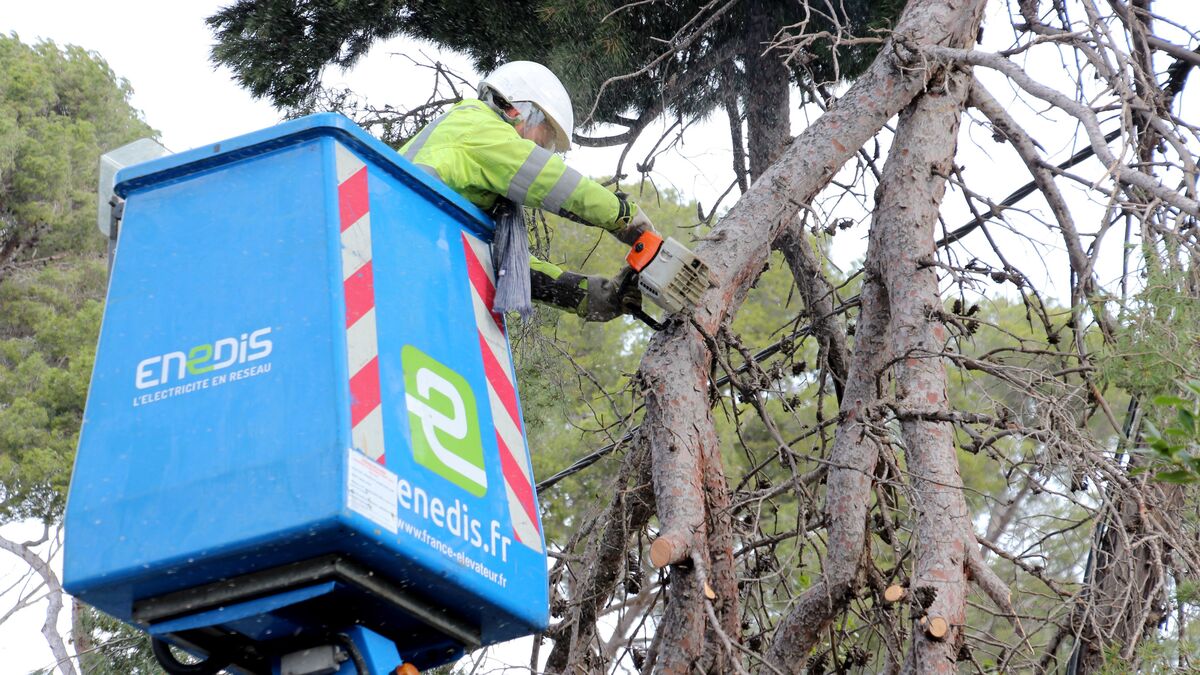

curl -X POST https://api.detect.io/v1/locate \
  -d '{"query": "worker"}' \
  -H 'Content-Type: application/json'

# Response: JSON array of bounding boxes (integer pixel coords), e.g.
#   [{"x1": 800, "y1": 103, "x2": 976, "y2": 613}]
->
[{"x1": 400, "y1": 61, "x2": 654, "y2": 322}]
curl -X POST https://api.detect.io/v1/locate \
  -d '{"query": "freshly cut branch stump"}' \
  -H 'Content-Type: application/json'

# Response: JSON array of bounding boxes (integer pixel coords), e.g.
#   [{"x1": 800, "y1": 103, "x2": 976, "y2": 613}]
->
[
  {"x1": 884, "y1": 584, "x2": 907, "y2": 603},
  {"x1": 650, "y1": 536, "x2": 687, "y2": 569},
  {"x1": 920, "y1": 616, "x2": 950, "y2": 640}
]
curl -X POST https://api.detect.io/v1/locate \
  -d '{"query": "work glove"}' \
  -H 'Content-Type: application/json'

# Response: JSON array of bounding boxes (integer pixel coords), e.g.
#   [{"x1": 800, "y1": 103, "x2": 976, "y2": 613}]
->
[
  {"x1": 613, "y1": 203, "x2": 656, "y2": 245},
  {"x1": 614, "y1": 266, "x2": 643, "y2": 313},
  {"x1": 579, "y1": 267, "x2": 642, "y2": 322}
]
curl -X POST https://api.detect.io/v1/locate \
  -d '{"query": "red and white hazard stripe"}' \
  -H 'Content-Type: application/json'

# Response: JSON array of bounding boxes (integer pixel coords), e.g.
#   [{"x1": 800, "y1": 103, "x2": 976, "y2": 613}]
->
[
  {"x1": 461, "y1": 233, "x2": 543, "y2": 553},
  {"x1": 336, "y1": 144, "x2": 385, "y2": 464}
]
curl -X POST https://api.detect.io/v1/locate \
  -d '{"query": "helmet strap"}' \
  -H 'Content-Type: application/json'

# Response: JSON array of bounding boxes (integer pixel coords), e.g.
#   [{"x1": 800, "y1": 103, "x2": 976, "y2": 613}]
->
[{"x1": 481, "y1": 89, "x2": 521, "y2": 125}]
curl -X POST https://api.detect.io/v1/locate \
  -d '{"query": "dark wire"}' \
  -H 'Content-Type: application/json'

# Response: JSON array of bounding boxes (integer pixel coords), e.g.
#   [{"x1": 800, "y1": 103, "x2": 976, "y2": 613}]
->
[
  {"x1": 335, "y1": 633, "x2": 371, "y2": 675},
  {"x1": 149, "y1": 638, "x2": 230, "y2": 675},
  {"x1": 935, "y1": 128, "x2": 1122, "y2": 248}
]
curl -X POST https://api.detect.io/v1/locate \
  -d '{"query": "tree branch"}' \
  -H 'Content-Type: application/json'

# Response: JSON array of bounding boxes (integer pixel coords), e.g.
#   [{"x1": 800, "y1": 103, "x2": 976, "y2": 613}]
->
[
  {"x1": 0, "y1": 531, "x2": 77, "y2": 675},
  {"x1": 920, "y1": 42, "x2": 1200, "y2": 217}
]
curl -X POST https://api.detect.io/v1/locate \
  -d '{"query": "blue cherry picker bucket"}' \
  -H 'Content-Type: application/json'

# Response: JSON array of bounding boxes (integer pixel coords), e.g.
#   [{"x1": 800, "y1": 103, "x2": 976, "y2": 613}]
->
[{"x1": 63, "y1": 114, "x2": 549, "y2": 673}]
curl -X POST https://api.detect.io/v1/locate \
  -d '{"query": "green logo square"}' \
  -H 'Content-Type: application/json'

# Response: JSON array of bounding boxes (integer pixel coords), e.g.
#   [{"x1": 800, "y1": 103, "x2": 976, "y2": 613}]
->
[{"x1": 402, "y1": 345, "x2": 487, "y2": 496}]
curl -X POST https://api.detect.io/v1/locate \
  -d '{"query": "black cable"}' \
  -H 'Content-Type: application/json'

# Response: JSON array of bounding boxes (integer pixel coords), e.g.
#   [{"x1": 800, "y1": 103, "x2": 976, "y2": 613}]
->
[
  {"x1": 150, "y1": 637, "x2": 230, "y2": 675},
  {"x1": 935, "y1": 128, "x2": 1123, "y2": 249},
  {"x1": 335, "y1": 633, "x2": 371, "y2": 675}
]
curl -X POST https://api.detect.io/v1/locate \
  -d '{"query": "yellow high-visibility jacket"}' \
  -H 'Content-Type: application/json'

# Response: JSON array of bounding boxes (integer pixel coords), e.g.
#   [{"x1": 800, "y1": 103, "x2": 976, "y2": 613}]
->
[
  {"x1": 400, "y1": 99, "x2": 630, "y2": 238},
  {"x1": 400, "y1": 99, "x2": 631, "y2": 311}
]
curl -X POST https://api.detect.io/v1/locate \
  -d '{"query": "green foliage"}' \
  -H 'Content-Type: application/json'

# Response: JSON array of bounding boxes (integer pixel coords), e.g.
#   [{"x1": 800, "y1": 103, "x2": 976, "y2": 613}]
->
[
  {"x1": 1177, "y1": 579, "x2": 1200, "y2": 605},
  {"x1": 208, "y1": 0, "x2": 904, "y2": 123},
  {"x1": 0, "y1": 34, "x2": 156, "y2": 271},
  {"x1": 0, "y1": 34, "x2": 162, "y2": 668},
  {"x1": 1135, "y1": 381, "x2": 1200, "y2": 484},
  {"x1": 0, "y1": 34, "x2": 154, "y2": 525},
  {"x1": 1095, "y1": 633, "x2": 1200, "y2": 675},
  {"x1": 71, "y1": 606, "x2": 165, "y2": 675},
  {"x1": 1101, "y1": 264, "x2": 1200, "y2": 482},
  {"x1": 0, "y1": 260, "x2": 106, "y2": 522},
  {"x1": 29, "y1": 606, "x2": 165, "y2": 674},
  {"x1": 208, "y1": 0, "x2": 411, "y2": 110},
  {"x1": 1102, "y1": 266, "x2": 1200, "y2": 397}
]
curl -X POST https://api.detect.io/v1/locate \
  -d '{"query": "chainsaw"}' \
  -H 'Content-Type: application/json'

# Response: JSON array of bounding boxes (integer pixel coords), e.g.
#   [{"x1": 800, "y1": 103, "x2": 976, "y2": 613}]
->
[{"x1": 620, "y1": 231, "x2": 714, "y2": 329}]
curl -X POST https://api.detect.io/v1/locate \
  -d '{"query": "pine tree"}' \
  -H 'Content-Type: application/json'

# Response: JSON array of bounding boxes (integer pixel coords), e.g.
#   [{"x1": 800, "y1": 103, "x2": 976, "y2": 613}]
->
[
  {"x1": 208, "y1": 0, "x2": 903, "y2": 171},
  {"x1": 0, "y1": 34, "x2": 157, "y2": 674},
  {"x1": 0, "y1": 35, "x2": 155, "y2": 278}
]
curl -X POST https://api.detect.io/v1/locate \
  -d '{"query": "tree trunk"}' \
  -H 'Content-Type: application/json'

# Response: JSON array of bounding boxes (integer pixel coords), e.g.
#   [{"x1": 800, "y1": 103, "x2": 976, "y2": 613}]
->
[
  {"x1": 743, "y1": 0, "x2": 791, "y2": 180},
  {"x1": 762, "y1": 233, "x2": 892, "y2": 672},
  {"x1": 767, "y1": 56, "x2": 976, "y2": 675},
  {"x1": 0, "y1": 533, "x2": 78, "y2": 675},
  {"x1": 642, "y1": 327, "x2": 720, "y2": 675},
  {"x1": 698, "y1": 422, "x2": 740, "y2": 673},
  {"x1": 545, "y1": 441, "x2": 655, "y2": 673},
  {"x1": 1074, "y1": 478, "x2": 1181, "y2": 672},
  {"x1": 744, "y1": 0, "x2": 852, "y2": 406},
  {"x1": 774, "y1": 227, "x2": 849, "y2": 400},
  {"x1": 882, "y1": 66, "x2": 974, "y2": 675}
]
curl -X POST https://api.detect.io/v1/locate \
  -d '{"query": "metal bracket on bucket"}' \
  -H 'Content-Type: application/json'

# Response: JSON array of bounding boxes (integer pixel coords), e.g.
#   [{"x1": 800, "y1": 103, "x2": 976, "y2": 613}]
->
[{"x1": 136, "y1": 555, "x2": 476, "y2": 674}]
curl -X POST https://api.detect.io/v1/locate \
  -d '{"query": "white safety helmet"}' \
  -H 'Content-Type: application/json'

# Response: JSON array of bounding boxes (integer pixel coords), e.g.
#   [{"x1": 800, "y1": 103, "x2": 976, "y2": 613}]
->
[{"x1": 478, "y1": 61, "x2": 574, "y2": 152}]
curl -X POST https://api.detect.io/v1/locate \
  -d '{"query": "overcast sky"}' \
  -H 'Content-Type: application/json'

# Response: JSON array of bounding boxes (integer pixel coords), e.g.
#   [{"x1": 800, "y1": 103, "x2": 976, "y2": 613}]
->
[{"x1": 3, "y1": 0, "x2": 1093, "y2": 284}]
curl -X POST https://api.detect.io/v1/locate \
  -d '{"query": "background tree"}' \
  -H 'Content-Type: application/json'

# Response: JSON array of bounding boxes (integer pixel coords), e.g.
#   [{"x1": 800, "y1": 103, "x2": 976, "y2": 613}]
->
[
  {"x1": 206, "y1": 0, "x2": 902, "y2": 182},
  {"x1": 0, "y1": 35, "x2": 152, "y2": 279},
  {"x1": 0, "y1": 33, "x2": 158, "y2": 674}
]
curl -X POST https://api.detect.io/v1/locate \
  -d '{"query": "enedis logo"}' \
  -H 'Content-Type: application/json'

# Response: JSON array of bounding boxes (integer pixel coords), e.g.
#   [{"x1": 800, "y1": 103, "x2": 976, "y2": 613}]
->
[
  {"x1": 402, "y1": 345, "x2": 487, "y2": 497},
  {"x1": 135, "y1": 327, "x2": 272, "y2": 389}
]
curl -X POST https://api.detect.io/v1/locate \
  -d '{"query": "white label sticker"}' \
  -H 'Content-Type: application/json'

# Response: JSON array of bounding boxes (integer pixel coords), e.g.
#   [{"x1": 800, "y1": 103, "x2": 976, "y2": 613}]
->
[{"x1": 347, "y1": 450, "x2": 399, "y2": 533}]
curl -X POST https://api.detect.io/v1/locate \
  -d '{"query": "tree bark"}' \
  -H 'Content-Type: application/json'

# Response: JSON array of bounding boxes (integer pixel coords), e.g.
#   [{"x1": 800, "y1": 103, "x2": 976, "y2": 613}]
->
[
  {"x1": 545, "y1": 441, "x2": 655, "y2": 673},
  {"x1": 647, "y1": 0, "x2": 988, "y2": 566},
  {"x1": 642, "y1": 327, "x2": 719, "y2": 675},
  {"x1": 767, "y1": 55, "x2": 978, "y2": 675},
  {"x1": 762, "y1": 238, "x2": 892, "y2": 672},
  {"x1": 774, "y1": 227, "x2": 849, "y2": 400},
  {"x1": 746, "y1": 0, "x2": 850, "y2": 411},
  {"x1": 967, "y1": 80, "x2": 1117, "y2": 339},
  {"x1": 699, "y1": 424, "x2": 740, "y2": 672},
  {"x1": 743, "y1": 0, "x2": 791, "y2": 180},
  {"x1": 882, "y1": 67, "x2": 974, "y2": 675},
  {"x1": 1074, "y1": 476, "x2": 1182, "y2": 672}
]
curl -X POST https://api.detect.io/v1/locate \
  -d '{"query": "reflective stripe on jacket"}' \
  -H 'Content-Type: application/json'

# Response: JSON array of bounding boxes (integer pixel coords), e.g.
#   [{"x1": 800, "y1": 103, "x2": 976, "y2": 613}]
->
[{"x1": 400, "y1": 99, "x2": 624, "y2": 232}]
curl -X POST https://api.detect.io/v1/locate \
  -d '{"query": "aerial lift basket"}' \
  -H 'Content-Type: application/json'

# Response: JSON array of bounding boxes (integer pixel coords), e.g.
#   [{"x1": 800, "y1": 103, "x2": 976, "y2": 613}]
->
[{"x1": 64, "y1": 114, "x2": 549, "y2": 674}]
